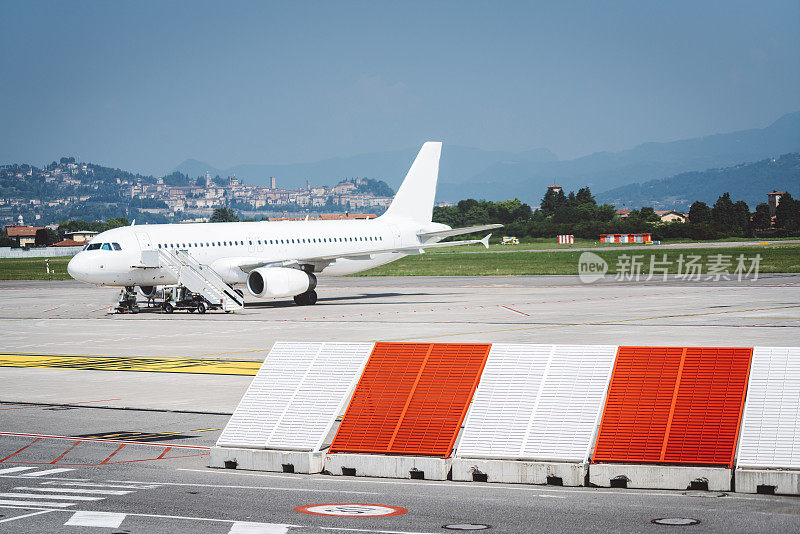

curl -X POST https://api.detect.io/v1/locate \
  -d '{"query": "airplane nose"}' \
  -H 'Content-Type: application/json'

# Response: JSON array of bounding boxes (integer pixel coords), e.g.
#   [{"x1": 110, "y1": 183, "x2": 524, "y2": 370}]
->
[{"x1": 67, "y1": 254, "x2": 89, "y2": 281}]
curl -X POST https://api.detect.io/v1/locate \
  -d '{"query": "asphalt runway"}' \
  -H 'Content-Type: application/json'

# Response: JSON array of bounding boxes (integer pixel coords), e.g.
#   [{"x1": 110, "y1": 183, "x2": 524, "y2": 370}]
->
[
  {"x1": 0, "y1": 403, "x2": 799, "y2": 534},
  {"x1": 1, "y1": 276, "x2": 799, "y2": 532}
]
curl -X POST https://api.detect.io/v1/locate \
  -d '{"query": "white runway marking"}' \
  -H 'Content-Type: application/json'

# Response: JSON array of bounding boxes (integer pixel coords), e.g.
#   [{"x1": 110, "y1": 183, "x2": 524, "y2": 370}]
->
[
  {"x1": 15, "y1": 486, "x2": 133, "y2": 495},
  {"x1": 0, "y1": 467, "x2": 37, "y2": 475},
  {"x1": 21, "y1": 468, "x2": 75, "y2": 477},
  {"x1": 0, "y1": 509, "x2": 54, "y2": 523},
  {"x1": 64, "y1": 511, "x2": 126, "y2": 528},
  {"x1": 0, "y1": 499, "x2": 74, "y2": 507},
  {"x1": 0, "y1": 492, "x2": 104, "y2": 501},
  {"x1": 229, "y1": 521, "x2": 293, "y2": 534},
  {"x1": 43, "y1": 481, "x2": 158, "y2": 489}
]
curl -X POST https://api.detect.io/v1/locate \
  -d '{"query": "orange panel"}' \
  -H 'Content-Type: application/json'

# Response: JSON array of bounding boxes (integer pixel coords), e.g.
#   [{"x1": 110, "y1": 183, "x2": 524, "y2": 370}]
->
[
  {"x1": 593, "y1": 346, "x2": 752, "y2": 467},
  {"x1": 329, "y1": 342, "x2": 490, "y2": 457},
  {"x1": 593, "y1": 346, "x2": 684, "y2": 463},
  {"x1": 663, "y1": 347, "x2": 752, "y2": 467}
]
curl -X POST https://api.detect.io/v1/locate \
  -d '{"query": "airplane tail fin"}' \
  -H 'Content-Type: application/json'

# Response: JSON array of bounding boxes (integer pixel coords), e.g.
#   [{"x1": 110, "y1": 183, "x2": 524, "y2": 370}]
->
[{"x1": 382, "y1": 142, "x2": 442, "y2": 224}]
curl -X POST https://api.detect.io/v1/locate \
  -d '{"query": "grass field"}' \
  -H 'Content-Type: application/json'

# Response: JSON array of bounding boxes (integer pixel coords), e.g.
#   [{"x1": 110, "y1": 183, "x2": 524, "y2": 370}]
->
[
  {"x1": 359, "y1": 244, "x2": 800, "y2": 276},
  {"x1": 0, "y1": 257, "x2": 72, "y2": 280},
  {"x1": 430, "y1": 236, "x2": 800, "y2": 253},
  {"x1": 1, "y1": 242, "x2": 798, "y2": 280}
]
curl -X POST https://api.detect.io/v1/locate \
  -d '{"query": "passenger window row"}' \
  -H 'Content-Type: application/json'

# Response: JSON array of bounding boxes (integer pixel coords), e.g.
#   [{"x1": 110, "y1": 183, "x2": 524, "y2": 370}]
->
[{"x1": 156, "y1": 235, "x2": 385, "y2": 249}]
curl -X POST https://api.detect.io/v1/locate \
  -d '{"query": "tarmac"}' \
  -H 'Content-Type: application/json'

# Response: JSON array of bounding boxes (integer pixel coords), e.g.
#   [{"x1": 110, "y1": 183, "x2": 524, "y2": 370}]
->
[{"x1": 1, "y1": 275, "x2": 799, "y2": 532}]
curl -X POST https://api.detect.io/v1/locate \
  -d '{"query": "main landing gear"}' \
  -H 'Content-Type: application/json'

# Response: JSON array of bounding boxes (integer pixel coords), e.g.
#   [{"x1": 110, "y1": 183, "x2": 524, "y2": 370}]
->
[{"x1": 293, "y1": 290, "x2": 318, "y2": 306}]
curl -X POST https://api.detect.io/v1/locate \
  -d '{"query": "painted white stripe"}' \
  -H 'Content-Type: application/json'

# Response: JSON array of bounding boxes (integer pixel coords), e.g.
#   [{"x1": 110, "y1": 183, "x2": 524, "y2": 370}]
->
[
  {"x1": 0, "y1": 467, "x2": 37, "y2": 475},
  {"x1": 22, "y1": 468, "x2": 74, "y2": 477},
  {"x1": 0, "y1": 509, "x2": 54, "y2": 524},
  {"x1": 0, "y1": 499, "x2": 74, "y2": 508},
  {"x1": 229, "y1": 522, "x2": 292, "y2": 534},
  {"x1": 15, "y1": 487, "x2": 132, "y2": 495},
  {"x1": 0, "y1": 493, "x2": 104, "y2": 501},
  {"x1": 43, "y1": 482, "x2": 158, "y2": 489},
  {"x1": 65, "y1": 511, "x2": 126, "y2": 528},
  {"x1": 108, "y1": 477, "x2": 376, "y2": 494}
]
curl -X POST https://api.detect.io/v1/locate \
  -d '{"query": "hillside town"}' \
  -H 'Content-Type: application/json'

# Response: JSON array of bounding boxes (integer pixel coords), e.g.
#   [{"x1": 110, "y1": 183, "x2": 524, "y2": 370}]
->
[{"x1": 0, "y1": 157, "x2": 395, "y2": 226}]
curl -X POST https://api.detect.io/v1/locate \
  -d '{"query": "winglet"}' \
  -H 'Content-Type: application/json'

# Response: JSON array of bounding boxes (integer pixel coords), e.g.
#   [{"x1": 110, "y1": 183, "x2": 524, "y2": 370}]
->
[{"x1": 480, "y1": 233, "x2": 492, "y2": 249}]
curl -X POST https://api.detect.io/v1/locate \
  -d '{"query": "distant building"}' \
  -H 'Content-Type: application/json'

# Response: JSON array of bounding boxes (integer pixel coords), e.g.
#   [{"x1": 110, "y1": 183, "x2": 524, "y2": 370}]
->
[
  {"x1": 5, "y1": 225, "x2": 44, "y2": 247},
  {"x1": 614, "y1": 209, "x2": 631, "y2": 218},
  {"x1": 768, "y1": 190, "x2": 787, "y2": 217},
  {"x1": 654, "y1": 210, "x2": 687, "y2": 223},
  {"x1": 229, "y1": 175, "x2": 239, "y2": 187},
  {"x1": 270, "y1": 176, "x2": 277, "y2": 189},
  {"x1": 65, "y1": 230, "x2": 98, "y2": 243},
  {"x1": 547, "y1": 184, "x2": 563, "y2": 194}
]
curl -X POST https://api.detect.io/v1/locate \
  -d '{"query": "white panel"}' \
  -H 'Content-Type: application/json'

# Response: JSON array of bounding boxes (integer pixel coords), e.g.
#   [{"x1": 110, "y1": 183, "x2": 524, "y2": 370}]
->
[
  {"x1": 216, "y1": 342, "x2": 372, "y2": 452},
  {"x1": 456, "y1": 344, "x2": 551, "y2": 459},
  {"x1": 217, "y1": 342, "x2": 321, "y2": 448},
  {"x1": 267, "y1": 343, "x2": 374, "y2": 451},
  {"x1": 456, "y1": 344, "x2": 616, "y2": 463},
  {"x1": 737, "y1": 347, "x2": 800, "y2": 469},
  {"x1": 523, "y1": 345, "x2": 616, "y2": 462}
]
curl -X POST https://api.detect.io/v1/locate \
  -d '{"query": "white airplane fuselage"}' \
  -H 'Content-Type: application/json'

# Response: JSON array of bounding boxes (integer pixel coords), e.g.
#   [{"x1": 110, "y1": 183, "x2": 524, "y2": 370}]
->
[{"x1": 67, "y1": 217, "x2": 442, "y2": 287}]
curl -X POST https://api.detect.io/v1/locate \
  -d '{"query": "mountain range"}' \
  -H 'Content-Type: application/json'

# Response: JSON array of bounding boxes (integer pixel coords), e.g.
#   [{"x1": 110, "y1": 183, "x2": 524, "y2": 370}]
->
[
  {"x1": 596, "y1": 153, "x2": 800, "y2": 211},
  {"x1": 172, "y1": 111, "x2": 800, "y2": 207}
]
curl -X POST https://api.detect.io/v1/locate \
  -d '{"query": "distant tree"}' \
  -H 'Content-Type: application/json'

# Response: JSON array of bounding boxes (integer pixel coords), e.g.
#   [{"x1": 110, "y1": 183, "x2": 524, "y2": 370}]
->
[
  {"x1": 638, "y1": 207, "x2": 661, "y2": 222},
  {"x1": 210, "y1": 207, "x2": 239, "y2": 222},
  {"x1": 213, "y1": 175, "x2": 226, "y2": 187},
  {"x1": 59, "y1": 156, "x2": 76, "y2": 165},
  {"x1": 161, "y1": 171, "x2": 190, "y2": 186},
  {"x1": 688, "y1": 201, "x2": 711, "y2": 224},
  {"x1": 711, "y1": 193, "x2": 737, "y2": 227},
  {"x1": 775, "y1": 193, "x2": 800, "y2": 231},
  {"x1": 733, "y1": 200, "x2": 752, "y2": 232},
  {"x1": 575, "y1": 187, "x2": 595, "y2": 205},
  {"x1": 540, "y1": 188, "x2": 566, "y2": 217},
  {"x1": 105, "y1": 217, "x2": 130, "y2": 229},
  {"x1": 195, "y1": 177, "x2": 206, "y2": 187},
  {"x1": 752, "y1": 203, "x2": 771, "y2": 229}
]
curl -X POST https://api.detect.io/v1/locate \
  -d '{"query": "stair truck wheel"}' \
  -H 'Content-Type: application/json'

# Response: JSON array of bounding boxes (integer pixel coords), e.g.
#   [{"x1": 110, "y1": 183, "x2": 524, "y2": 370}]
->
[
  {"x1": 163, "y1": 303, "x2": 174, "y2": 313},
  {"x1": 197, "y1": 302, "x2": 207, "y2": 314}
]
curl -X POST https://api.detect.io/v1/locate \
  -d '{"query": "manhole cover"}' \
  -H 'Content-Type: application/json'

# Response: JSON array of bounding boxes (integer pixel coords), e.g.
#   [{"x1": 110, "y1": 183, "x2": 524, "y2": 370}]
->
[
  {"x1": 443, "y1": 524, "x2": 491, "y2": 530},
  {"x1": 294, "y1": 504, "x2": 407, "y2": 517},
  {"x1": 651, "y1": 518, "x2": 701, "y2": 526}
]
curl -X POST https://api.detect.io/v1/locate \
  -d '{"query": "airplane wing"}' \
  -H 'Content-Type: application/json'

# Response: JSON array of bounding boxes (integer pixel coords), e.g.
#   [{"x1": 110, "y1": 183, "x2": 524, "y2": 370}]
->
[
  {"x1": 234, "y1": 233, "x2": 494, "y2": 272},
  {"x1": 417, "y1": 224, "x2": 503, "y2": 241}
]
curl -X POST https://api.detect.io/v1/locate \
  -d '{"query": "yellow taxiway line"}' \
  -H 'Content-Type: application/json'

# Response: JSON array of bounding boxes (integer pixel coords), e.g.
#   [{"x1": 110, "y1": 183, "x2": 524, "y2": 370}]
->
[{"x1": 0, "y1": 353, "x2": 262, "y2": 375}]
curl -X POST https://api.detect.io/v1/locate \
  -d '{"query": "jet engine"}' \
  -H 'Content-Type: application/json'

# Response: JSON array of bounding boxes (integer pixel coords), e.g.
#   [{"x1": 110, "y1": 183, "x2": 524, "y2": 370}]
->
[
  {"x1": 137, "y1": 285, "x2": 158, "y2": 298},
  {"x1": 246, "y1": 267, "x2": 316, "y2": 299}
]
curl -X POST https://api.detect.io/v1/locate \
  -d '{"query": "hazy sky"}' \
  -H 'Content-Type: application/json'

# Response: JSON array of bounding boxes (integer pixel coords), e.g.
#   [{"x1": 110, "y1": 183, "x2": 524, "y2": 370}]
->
[{"x1": 1, "y1": 0, "x2": 798, "y2": 175}]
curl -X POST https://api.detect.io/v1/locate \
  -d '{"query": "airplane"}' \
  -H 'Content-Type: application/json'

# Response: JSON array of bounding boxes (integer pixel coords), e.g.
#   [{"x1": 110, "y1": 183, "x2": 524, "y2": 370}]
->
[{"x1": 67, "y1": 142, "x2": 501, "y2": 309}]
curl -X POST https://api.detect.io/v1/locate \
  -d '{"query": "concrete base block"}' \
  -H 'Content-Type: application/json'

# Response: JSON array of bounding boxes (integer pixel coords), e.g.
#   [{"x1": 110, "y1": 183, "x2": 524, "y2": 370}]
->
[
  {"x1": 209, "y1": 447, "x2": 324, "y2": 474},
  {"x1": 452, "y1": 458, "x2": 585, "y2": 486},
  {"x1": 735, "y1": 469, "x2": 800, "y2": 495},
  {"x1": 589, "y1": 463, "x2": 731, "y2": 491},
  {"x1": 324, "y1": 453, "x2": 451, "y2": 480}
]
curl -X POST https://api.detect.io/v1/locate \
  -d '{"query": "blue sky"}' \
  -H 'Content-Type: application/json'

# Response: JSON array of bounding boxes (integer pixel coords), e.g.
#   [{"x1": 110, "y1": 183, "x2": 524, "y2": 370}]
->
[{"x1": 1, "y1": 0, "x2": 798, "y2": 175}]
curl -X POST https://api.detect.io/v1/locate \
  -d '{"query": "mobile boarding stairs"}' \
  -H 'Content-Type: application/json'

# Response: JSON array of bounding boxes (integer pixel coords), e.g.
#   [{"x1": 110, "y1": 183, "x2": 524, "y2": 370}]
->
[{"x1": 139, "y1": 249, "x2": 245, "y2": 312}]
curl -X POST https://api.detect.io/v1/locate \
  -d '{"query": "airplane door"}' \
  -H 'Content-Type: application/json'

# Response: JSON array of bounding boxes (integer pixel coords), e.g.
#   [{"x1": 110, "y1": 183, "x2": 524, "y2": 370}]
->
[
  {"x1": 390, "y1": 225, "x2": 402, "y2": 248},
  {"x1": 135, "y1": 232, "x2": 153, "y2": 250}
]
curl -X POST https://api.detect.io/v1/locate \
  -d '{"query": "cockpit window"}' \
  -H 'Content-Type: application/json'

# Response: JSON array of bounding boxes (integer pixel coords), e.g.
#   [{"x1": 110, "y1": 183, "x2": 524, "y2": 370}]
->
[
  {"x1": 112, "y1": 243, "x2": 122, "y2": 251},
  {"x1": 101, "y1": 243, "x2": 112, "y2": 251},
  {"x1": 86, "y1": 243, "x2": 101, "y2": 250}
]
